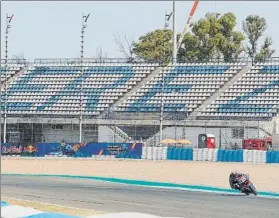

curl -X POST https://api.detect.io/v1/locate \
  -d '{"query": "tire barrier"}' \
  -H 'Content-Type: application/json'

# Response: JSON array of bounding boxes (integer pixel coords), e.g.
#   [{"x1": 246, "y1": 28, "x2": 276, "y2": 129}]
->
[
  {"x1": 193, "y1": 148, "x2": 218, "y2": 161},
  {"x1": 142, "y1": 146, "x2": 168, "y2": 160},
  {"x1": 140, "y1": 147, "x2": 279, "y2": 164},
  {"x1": 167, "y1": 147, "x2": 193, "y2": 161},
  {"x1": 266, "y1": 151, "x2": 279, "y2": 163},
  {"x1": 217, "y1": 150, "x2": 243, "y2": 162},
  {"x1": 243, "y1": 150, "x2": 266, "y2": 164}
]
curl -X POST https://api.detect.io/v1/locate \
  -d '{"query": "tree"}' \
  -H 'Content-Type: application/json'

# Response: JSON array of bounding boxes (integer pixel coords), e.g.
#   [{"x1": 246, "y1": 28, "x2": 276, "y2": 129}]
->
[
  {"x1": 254, "y1": 37, "x2": 276, "y2": 62},
  {"x1": 113, "y1": 33, "x2": 136, "y2": 62},
  {"x1": 242, "y1": 15, "x2": 267, "y2": 60},
  {"x1": 177, "y1": 33, "x2": 201, "y2": 62},
  {"x1": 242, "y1": 15, "x2": 276, "y2": 62},
  {"x1": 217, "y1": 13, "x2": 245, "y2": 61},
  {"x1": 179, "y1": 12, "x2": 245, "y2": 62},
  {"x1": 95, "y1": 47, "x2": 108, "y2": 62},
  {"x1": 132, "y1": 13, "x2": 245, "y2": 63},
  {"x1": 132, "y1": 29, "x2": 172, "y2": 63}
]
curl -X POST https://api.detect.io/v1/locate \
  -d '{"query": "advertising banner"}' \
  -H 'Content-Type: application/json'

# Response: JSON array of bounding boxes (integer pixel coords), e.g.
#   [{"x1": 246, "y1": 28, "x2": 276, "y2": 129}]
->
[
  {"x1": 41, "y1": 143, "x2": 142, "y2": 158},
  {"x1": 1, "y1": 142, "x2": 142, "y2": 158},
  {"x1": 1, "y1": 143, "x2": 37, "y2": 156}
]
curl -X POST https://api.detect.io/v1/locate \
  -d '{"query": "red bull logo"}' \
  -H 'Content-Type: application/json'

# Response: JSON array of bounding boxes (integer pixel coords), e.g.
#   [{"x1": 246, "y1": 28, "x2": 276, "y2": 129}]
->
[
  {"x1": 1, "y1": 144, "x2": 37, "y2": 154},
  {"x1": 25, "y1": 145, "x2": 37, "y2": 153}
]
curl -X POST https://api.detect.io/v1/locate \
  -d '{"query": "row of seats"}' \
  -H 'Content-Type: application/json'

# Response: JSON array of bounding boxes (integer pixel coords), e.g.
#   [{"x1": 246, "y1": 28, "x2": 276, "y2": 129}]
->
[
  {"x1": 3, "y1": 65, "x2": 157, "y2": 115},
  {"x1": 116, "y1": 64, "x2": 241, "y2": 113},
  {"x1": 199, "y1": 64, "x2": 279, "y2": 118},
  {"x1": 1, "y1": 62, "x2": 278, "y2": 119}
]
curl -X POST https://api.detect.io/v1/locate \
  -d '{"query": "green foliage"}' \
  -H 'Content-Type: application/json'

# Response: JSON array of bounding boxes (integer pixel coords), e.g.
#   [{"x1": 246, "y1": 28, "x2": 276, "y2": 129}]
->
[
  {"x1": 254, "y1": 37, "x2": 276, "y2": 62},
  {"x1": 242, "y1": 15, "x2": 267, "y2": 59},
  {"x1": 242, "y1": 15, "x2": 275, "y2": 62},
  {"x1": 179, "y1": 12, "x2": 245, "y2": 62},
  {"x1": 132, "y1": 29, "x2": 172, "y2": 63},
  {"x1": 131, "y1": 12, "x2": 275, "y2": 63}
]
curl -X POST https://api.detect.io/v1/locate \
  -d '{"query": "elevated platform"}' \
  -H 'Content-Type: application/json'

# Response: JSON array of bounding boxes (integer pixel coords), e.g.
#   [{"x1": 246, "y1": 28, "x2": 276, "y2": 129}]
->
[{"x1": 2, "y1": 116, "x2": 270, "y2": 129}]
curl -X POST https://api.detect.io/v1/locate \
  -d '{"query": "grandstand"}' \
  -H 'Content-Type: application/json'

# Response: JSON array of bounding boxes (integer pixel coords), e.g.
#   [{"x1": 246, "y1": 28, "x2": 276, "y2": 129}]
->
[{"x1": 0, "y1": 58, "x2": 278, "y2": 146}]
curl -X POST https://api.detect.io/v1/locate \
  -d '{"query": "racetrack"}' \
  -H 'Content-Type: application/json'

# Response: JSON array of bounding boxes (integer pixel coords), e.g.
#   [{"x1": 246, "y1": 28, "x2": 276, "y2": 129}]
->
[{"x1": 2, "y1": 175, "x2": 279, "y2": 218}]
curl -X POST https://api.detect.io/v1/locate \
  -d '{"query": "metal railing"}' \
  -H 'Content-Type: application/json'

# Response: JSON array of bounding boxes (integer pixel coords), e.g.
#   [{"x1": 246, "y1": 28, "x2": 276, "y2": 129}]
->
[
  {"x1": 0, "y1": 59, "x2": 27, "y2": 65},
  {"x1": 177, "y1": 57, "x2": 250, "y2": 64},
  {"x1": 33, "y1": 58, "x2": 159, "y2": 65},
  {"x1": 2, "y1": 57, "x2": 279, "y2": 66}
]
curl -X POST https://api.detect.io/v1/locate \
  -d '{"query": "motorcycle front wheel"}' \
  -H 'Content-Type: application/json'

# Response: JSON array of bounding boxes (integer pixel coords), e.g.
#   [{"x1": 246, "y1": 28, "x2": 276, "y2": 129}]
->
[{"x1": 249, "y1": 183, "x2": 258, "y2": 196}]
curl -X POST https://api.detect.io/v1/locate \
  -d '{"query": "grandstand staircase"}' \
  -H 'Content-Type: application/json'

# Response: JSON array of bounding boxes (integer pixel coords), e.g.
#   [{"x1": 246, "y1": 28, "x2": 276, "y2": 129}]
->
[
  {"x1": 100, "y1": 66, "x2": 163, "y2": 141},
  {"x1": 189, "y1": 65, "x2": 252, "y2": 119},
  {"x1": 108, "y1": 125, "x2": 132, "y2": 142},
  {"x1": 1, "y1": 68, "x2": 25, "y2": 88},
  {"x1": 100, "y1": 66, "x2": 163, "y2": 118},
  {"x1": 144, "y1": 127, "x2": 166, "y2": 146}
]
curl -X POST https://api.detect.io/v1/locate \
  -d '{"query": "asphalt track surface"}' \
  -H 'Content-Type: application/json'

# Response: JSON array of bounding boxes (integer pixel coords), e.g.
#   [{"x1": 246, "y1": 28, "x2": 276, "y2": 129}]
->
[{"x1": 2, "y1": 175, "x2": 279, "y2": 218}]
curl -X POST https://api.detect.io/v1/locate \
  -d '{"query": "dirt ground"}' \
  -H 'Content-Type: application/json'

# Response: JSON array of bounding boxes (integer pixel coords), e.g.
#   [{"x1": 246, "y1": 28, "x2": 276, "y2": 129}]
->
[{"x1": 2, "y1": 158, "x2": 279, "y2": 193}]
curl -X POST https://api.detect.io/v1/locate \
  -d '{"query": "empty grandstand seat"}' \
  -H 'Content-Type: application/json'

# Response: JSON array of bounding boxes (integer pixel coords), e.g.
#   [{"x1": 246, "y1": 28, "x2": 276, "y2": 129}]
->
[
  {"x1": 116, "y1": 63, "x2": 245, "y2": 113},
  {"x1": 199, "y1": 64, "x2": 279, "y2": 119},
  {"x1": 1, "y1": 63, "x2": 158, "y2": 116}
]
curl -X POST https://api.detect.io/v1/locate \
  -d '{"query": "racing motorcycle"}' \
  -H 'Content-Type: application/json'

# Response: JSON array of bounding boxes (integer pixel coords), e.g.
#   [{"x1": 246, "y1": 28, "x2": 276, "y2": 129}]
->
[{"x1": 229, "y1": 172, "x2": 258, "y2": 196}]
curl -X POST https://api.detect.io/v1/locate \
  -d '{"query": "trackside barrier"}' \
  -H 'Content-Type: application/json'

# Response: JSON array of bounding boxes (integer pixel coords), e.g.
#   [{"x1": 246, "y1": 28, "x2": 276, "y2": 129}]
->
[
  {"x1": 2, "y1": 143, "x2": 278, "y2": 164},
  {"x1": 243, "y1": 150, "x2": 266, "y2": 164},
  {"x1": 217, "y1": 150, "x2": 243, "y2": 162},
  {"x1": 167, "y1": 147, "x2": 193, "y2": 161},
  {"x1": 1, "y1": 142, "x2": 143, "y2": 158},
  {"x1": 266, "y1": 151, "x2": 279, "y2": 163},
  {"x1": 140, "y1": 147, "x2": 278, "y2": 164},
  {"x1": 193, "y1": 148, "x2": 218, "y2": 161},
  {"x1": 141, "y1": 146, "x2": 168, "y2": 160}
]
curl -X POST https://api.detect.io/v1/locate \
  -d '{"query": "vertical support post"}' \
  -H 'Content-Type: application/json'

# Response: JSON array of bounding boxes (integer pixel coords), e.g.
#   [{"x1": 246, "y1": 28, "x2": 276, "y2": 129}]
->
[
  {"x1": 31, "y1": 122, "x2": 34, "y2": 143},
  {"x1": 258, "y1": 121, "x2": 260, "y2": 139},
  {"x1": 182, "y1": 120, "x2": 186, "y2": 140},
  {"x1": 113, "y1": 122, "x2": 116, "y2": 143},
  {"x1": 159, "y1": 68, "x2": 165, "y2": 145},
  {"x1": 219, "y1": 128, "x2": 222, "y2": 149},
  {"x1": 79, "y1": 13, "x2": 90, "y2": 143},
  {"x1": 159, "y1": 12, "x2": 171, "y2": 146},
  {"x1": 172, "y1": 0, "x2": 177, "y2": 63},
  {"x1": 174, "y1": 122, "x2": 177, "y2": 140},
  {"x1": 2, "y1": 14, "x2": 14, "y2": 144}
]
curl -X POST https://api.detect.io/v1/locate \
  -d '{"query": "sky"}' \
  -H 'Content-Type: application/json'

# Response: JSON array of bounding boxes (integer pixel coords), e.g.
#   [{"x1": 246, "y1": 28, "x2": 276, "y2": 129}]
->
[{"x1": 1, "y1": 1, "x2": 279, "y2": 61}]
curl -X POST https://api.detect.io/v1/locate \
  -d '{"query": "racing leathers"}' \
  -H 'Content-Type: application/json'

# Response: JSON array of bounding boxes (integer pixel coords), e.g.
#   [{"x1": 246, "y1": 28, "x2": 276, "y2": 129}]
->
[{"x1": 229, "y1": 172, "x2": 247, "y2": 191}]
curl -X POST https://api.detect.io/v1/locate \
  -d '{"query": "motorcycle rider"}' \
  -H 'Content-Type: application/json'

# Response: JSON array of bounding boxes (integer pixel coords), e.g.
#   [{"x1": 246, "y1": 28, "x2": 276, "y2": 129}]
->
[{"x1": 229, "y1": 172, "x2": 247, "y2": 191}]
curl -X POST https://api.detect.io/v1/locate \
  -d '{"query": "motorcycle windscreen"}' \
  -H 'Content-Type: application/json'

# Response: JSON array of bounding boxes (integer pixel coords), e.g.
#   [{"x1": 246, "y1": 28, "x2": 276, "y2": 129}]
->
[{"x1": 198, "y1": 134, "x2": 207, "y2": 148}]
